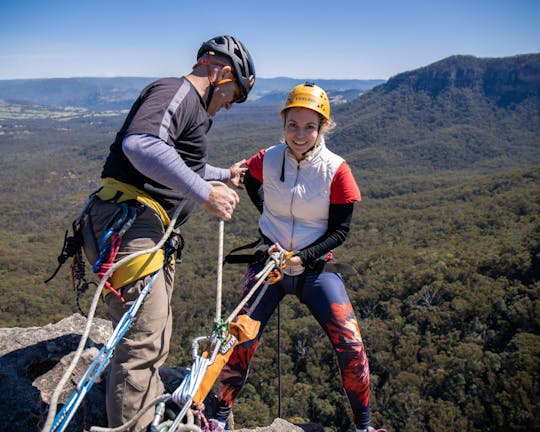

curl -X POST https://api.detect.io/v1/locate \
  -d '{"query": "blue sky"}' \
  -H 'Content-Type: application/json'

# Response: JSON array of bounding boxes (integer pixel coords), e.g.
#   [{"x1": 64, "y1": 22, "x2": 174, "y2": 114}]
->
[{"x1": 1, "y1": 0, "x2": 539, "y2": 80}]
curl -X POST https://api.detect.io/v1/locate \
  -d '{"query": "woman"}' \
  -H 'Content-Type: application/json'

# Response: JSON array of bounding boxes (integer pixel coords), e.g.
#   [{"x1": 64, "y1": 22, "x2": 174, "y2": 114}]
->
[{"x1": 209, "y1": 83, "x2": 384, "y2": 432}]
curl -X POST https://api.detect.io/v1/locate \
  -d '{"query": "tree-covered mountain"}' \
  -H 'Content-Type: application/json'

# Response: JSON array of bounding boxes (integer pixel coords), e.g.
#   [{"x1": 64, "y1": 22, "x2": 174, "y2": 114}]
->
[
  {"x1": 327, "y1": 53, "x2": 540, "y2": 175},
  {"x1": 0, "y1": 53, "x2": 538, "y2": 431}
]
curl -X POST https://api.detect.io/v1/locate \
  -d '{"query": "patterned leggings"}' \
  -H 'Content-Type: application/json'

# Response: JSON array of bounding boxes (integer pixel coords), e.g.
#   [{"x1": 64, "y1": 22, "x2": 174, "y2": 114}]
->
[{"x1": 215, "y1": 263, "x2": 371, "y2": 429}]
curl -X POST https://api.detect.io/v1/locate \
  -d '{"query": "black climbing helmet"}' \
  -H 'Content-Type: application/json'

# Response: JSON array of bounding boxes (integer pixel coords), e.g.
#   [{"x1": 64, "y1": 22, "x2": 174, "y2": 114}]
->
[{"x1": 197, "y1": 35, "x2": 256, "y2": 103}]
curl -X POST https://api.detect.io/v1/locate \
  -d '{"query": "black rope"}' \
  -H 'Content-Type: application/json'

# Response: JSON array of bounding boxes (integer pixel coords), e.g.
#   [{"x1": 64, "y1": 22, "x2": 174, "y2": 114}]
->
[{"x1": 277, "y1": 302, "x2": 282, "y2": 419}]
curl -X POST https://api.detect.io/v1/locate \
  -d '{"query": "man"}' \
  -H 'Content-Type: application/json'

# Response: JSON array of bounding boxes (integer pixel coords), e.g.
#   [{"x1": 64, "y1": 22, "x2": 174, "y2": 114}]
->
[{"x1": 81, "y1": 35, "x2": 255, "y2": 431}]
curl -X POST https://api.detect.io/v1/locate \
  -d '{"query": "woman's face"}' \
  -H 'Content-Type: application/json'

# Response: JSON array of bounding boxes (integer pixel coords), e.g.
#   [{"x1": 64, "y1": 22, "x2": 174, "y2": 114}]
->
[{"x1": 284, "y1": 107, "x2": 321, "y2": 161}]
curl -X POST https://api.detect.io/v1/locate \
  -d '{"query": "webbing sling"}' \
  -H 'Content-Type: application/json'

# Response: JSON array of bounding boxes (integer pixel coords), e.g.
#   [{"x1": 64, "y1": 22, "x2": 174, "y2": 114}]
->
[
  {"x1": 224, "y1": 238, "x2": 358, "y2": 275},
  {"x1": 97, "y1": 178, "x2": 172, "y2": 294}
]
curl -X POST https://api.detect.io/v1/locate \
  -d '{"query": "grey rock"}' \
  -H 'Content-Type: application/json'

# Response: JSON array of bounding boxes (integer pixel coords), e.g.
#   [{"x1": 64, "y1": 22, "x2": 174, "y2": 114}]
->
[
  {"x1": 0, "y1": 314, "x2": 112, "y2": 431},
  {"x1": 235, "y1": 418, "x2": 324, "y2": 431},
  {"x1": 0, "y1": 314, "x2": 322, "y2": 432}
]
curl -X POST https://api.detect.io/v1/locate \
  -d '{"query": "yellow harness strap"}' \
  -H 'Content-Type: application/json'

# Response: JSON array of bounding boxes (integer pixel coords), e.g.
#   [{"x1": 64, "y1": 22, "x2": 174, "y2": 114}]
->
[
  {"x1": 97, "y1": 178, "x2": 172, "y2": 294},
  {"x1": 98, "y1": 178, "x2": 170, "y2": 227}
]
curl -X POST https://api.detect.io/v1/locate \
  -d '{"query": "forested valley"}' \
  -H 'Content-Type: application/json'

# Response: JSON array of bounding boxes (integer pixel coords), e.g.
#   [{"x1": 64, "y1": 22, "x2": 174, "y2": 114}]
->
[{"x1": 0, "y1": 54, "x2": 539, "y2": 431}]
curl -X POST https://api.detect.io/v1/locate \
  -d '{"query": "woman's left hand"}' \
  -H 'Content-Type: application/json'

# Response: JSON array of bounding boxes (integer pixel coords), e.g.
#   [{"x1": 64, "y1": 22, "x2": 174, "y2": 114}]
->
[{"x1": 268, "y1": 243, "x2": 302, "y2": 267}]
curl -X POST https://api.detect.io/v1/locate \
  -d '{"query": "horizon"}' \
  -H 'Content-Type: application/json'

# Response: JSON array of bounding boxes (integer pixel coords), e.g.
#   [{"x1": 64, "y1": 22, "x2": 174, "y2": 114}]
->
[
  {"x1": 0, "y1": 52, "x2": 538, "y2": 83},
  {"x1": 1, "y1": 1, "x2": 539, "y2": 81}
]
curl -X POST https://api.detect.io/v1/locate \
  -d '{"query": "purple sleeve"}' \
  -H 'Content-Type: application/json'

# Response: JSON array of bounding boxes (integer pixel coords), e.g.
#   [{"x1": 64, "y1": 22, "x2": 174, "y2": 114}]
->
[
  {"x1": 203, "y1": 164, "x2": 230, "y2": 182},
  {"x1": 122, "y1": 134, "x2": 211, "y2": 203}
]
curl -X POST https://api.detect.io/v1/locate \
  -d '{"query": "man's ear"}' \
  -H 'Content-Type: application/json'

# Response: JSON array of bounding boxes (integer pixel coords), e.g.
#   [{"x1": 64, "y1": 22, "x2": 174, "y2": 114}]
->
[{"x1": 219, "y1": 64, "x2": 233, "y2": 79}]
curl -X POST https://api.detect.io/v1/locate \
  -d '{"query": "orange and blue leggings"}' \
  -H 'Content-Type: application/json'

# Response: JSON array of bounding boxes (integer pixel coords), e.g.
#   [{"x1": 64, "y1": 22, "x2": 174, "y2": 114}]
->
[{"x1": 215, "y1": 263, "x2": 371, "y2": 429}]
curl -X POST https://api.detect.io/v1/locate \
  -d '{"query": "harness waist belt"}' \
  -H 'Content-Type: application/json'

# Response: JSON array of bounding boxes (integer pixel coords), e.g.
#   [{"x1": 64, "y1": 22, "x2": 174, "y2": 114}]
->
[
  {"x1": 225, "y1": 240, "x2": 357, "y2": 275},
  {"x1": 97, "y1": 178, "x2": 172, "y2": 294},
  {"x1": 98, "y1": 177, "x2": 170, "y2": 227}
]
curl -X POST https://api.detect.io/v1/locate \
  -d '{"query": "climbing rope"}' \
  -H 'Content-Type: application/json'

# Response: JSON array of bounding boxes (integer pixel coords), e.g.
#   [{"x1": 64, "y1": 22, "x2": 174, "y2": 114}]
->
[
  {"x1": 162, "y1": 249, "x2": 286, "y2": 432},
  {"x1": 42, "y1": 192, "x2": 186, "y2": 432},
  {"x1": 94, "y1": 240, "x2": 287, "y2": 432},
  {"x1": 89, "y1": 394, "x2": 201, "y2": 432},
  {"x1": 42, "y1": 180, "x2": 285, "y2": 432}
]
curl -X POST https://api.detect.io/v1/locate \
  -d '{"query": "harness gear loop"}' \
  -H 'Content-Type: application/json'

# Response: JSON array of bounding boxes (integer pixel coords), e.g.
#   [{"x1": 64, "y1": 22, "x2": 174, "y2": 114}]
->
[
  {"x1": 44, "y1": 191, "x2": 100, "y2": 284},
  {"x1": 96, "y1": 232, "x2": 125, "y2": 302}
]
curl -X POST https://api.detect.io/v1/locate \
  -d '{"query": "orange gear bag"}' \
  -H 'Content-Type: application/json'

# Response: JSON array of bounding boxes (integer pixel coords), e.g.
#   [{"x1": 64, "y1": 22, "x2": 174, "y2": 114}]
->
[{"x1": 192, "y1": 314, "x2": 260, "y2": 404}]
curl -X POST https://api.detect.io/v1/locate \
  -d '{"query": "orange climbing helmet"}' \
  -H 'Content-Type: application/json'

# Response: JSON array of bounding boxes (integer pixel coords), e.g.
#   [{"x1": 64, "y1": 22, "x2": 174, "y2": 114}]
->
[{"x1": 281, "y1": 82, "x2": 330, "y2": 120}]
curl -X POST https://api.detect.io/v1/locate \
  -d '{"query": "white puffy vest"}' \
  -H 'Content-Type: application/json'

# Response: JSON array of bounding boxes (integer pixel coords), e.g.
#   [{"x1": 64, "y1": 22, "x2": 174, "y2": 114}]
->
[{"x1": 259, "y1": 141, "x2": 345, "y2": 252}]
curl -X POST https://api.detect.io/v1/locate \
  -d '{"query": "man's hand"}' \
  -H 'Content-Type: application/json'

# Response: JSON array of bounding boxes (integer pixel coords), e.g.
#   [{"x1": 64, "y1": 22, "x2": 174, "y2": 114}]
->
[
  {"x1": 201, "y1": 183, "x2": 240, "y2": 221},
  {"x1": 228, "y1": 159, "x2": 247, "y2": 189}
]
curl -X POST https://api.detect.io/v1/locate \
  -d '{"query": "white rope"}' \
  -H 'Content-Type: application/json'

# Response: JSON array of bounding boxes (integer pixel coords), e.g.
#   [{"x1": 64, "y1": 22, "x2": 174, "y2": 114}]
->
[
  {"x1": 89, "y1": 394, "x2": 170, "y2": 432},
  {"x1": 225, "y1": 251, "x2": 283, "y2": 323},
  {"x1": 43, "y1": 198, "x2": 185, "y2": 432},
  {"x1": 215, "y1": 219, "x2": 224, "y2": 321},
  {"x1": 89, "y1": 395, "x2": 202, "y2": 432}
]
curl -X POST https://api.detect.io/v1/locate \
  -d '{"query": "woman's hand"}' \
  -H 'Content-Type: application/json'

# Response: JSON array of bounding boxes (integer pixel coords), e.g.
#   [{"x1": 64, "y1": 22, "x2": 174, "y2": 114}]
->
[{"x1": 268, "y1": 243, "x2": 302, "y2": 267}]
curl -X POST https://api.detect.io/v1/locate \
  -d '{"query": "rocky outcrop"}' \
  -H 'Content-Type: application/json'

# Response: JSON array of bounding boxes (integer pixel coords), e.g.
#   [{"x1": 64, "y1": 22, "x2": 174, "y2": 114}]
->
[
  {"x1": 0, "y1": 314, "x2": 322, "y2": 432},
  {"x1": 383, "y1": 53, "x2": 540, "y2": 104},
  {"x1": 0, "y1": 314, "x2": 112, "y2": 431}
]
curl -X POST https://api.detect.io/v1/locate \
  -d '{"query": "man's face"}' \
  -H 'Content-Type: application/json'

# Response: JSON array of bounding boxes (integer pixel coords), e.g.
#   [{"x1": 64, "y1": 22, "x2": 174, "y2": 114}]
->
[{"x1": 207, "y1": 80, "x2": 242, "y2": 116}]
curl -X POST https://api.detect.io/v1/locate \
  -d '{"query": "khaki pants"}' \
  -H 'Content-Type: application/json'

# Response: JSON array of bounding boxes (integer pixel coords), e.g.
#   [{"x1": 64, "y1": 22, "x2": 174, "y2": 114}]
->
[{"x1": 82, "y1": 199, "x2": 175, "y2": 432}]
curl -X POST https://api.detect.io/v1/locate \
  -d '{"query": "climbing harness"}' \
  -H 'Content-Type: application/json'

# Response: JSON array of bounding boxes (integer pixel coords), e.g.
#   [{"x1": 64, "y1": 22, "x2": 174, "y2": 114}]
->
[
  {"x1": 45, "y1": 176, "x2": 179, "y2": 313},
  {"x1": 222, "y1": 239, "x2": 358, "y2": 421},
  {"x1": 42, "y1": 181, "x2": 184, "y2": 432}
]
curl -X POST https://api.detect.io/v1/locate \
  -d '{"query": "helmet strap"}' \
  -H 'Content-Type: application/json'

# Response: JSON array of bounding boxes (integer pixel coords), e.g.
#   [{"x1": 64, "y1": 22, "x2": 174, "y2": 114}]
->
[
  {"x1": 301, "y1": 119, "x2": 324, "y2": 156},
  {"x1": 300, "y1": 133, "x2": 319, "y2": 157},
  {"x1": 283, "y1": 114, "x2": 323, "y2": 158},
  {"x1": 194, "y1": 56, "x2": 237, "y2": 107}
]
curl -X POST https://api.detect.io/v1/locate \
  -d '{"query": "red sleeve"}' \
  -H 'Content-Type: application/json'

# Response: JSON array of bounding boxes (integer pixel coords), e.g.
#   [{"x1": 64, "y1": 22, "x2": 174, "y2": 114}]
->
[
  {"x1": 245, "y1": 149, "x2": 266, "y2": 183},
  {"x1": 330, "y1": 161, "x2": 361, "y2": 204}
]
